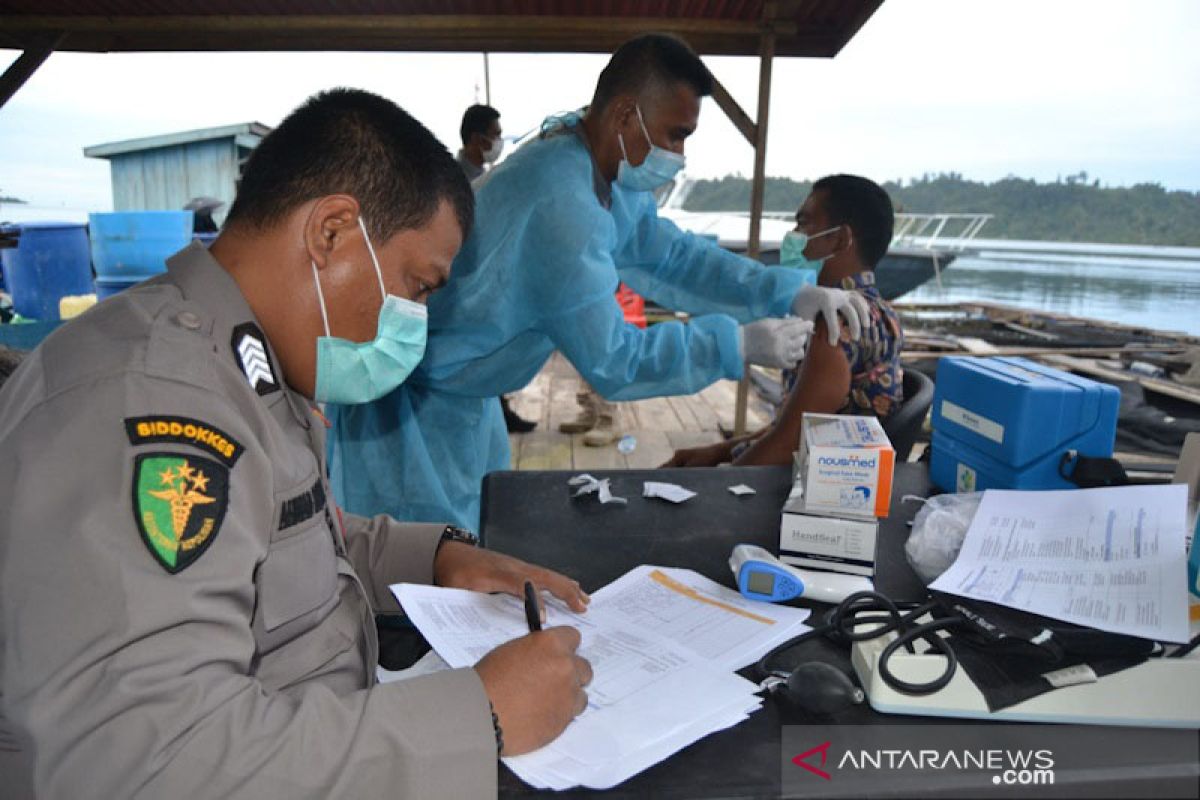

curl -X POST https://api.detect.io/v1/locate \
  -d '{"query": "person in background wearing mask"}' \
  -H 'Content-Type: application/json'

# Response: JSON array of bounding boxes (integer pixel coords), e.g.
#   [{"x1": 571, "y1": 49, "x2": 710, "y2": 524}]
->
[
  {"x1": 0, "y1": 89, "x2": 592, "y2": 799},
  {"x1": 328, "y1": 34, "x2": 871, "y2": 532},
  {"x1": 664, "y1": 174, "x2": 905, "y2": 467},
  {"x1": 455, "y1": 103, "x2": 539, "y2": 434},
  {"x1": 456, "y1": 102, "x2": 504, "y2": 184}
]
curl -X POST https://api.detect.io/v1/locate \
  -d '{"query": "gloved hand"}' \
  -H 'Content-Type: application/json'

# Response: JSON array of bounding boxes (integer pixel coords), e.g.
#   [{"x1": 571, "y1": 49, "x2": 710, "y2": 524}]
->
[
  {"x1": 789, "y1": 285, "x2": 871, "y2": 345},
  {"x1": 740, "y1": 318, "x2": 815, "y2": 369}
]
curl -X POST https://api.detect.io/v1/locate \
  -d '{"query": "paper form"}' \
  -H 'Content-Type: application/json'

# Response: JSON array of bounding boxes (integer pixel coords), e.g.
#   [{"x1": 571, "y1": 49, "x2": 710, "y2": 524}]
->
[
  {"x1": 589, "y1": 565, "x2": 811, "y2": 671},
  {"x1": 930, "y1": 484, "x2": 1190, "y2": 643},
  {"x1": 391, "y1": 584, "x2": 700, "y2": 708},
  {"x1": 390, "y1": 565, "x2": 811, "y2": 790}
]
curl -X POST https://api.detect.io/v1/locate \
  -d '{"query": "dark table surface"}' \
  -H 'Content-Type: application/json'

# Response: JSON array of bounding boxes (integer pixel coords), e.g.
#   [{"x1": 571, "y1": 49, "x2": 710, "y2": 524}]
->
[
  {"x1": 480, "y1": 463, "x2": 936, "y2": 798},
  {"x1": 479, "y1": 464, "x2": 1198, "y2": 799},
  {"x1": 481, "y1": 464, "x2": 932, "y2": 603}
]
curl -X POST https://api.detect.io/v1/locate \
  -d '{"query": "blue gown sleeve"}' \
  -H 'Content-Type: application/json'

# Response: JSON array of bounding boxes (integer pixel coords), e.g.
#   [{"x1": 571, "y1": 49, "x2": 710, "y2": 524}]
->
[
  {"x1": 611, "y1": 191, "x2": 808, "y2": 323},
  {"x1": 523, "y1": 195, "x2": 744, "y2": 401},
  {"x1": 543, "y1": 298, "x2": 743, "y2": 402}
]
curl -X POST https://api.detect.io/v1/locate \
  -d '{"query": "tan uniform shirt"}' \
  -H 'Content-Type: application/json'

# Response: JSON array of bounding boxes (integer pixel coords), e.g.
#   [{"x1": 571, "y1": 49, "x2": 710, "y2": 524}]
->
[{"x1": 0, "y1": 243, "x2": 497, "y2": 799}]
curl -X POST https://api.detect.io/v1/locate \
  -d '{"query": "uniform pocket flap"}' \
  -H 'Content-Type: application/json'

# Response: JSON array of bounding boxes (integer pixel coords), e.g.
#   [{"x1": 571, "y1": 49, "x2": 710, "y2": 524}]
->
[{"x1": 260, "y1": 521, "x2": 338, "y2": 631}]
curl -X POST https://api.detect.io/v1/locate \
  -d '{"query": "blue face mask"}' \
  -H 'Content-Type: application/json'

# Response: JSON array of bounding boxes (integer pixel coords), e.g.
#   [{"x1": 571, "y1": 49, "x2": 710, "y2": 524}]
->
[
  {"x1": 311, "y1": 217, "x2": 428, "y2": 405},
  {"x1": 779, "y1": 225, "x2": 842, "y2": 273},
  {"x1": 616, "y1": 104, "x2": 686, "y2": 192}
]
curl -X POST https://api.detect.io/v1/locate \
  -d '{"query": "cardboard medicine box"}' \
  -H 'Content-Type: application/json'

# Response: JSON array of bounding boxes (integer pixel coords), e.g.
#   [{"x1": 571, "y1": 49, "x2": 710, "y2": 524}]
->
[
  {"x1": 779, "y1": 508, "x2": 879, "y2": 577},
  {"x1": 794, "y1": 413, "x2": 895, "y2": 519}
]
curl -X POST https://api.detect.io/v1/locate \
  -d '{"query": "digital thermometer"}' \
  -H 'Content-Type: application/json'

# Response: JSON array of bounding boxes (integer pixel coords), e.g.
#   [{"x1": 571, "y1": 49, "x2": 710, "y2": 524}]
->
[{"x1": 729, "y1": 544, "x2": 873, "y2": 604}]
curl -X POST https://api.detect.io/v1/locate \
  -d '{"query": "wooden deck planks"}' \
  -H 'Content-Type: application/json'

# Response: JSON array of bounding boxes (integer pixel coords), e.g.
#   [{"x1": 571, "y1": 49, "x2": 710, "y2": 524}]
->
[{"x1": 506, "y1": 353, "x2": 766, "y2": 471}]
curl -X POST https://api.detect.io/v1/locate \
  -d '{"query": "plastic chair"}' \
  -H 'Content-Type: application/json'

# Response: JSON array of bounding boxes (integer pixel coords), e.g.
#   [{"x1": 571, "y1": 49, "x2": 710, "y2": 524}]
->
[{"x1": 882, "y1": 368, "x2": 934, "y2": 462}]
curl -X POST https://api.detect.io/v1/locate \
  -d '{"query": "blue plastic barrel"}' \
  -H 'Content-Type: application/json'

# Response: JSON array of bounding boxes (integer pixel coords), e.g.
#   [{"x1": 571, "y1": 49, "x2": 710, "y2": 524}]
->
[
  {"x1": 89, "y1": 211, "x2": 194, "y2": 282},
  {"x1": 0, "y1": 221, "x2": 94, "y2": 321}
]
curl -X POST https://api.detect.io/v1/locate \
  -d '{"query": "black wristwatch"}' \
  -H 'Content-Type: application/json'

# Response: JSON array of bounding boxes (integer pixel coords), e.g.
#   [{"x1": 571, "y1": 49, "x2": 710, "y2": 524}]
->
[{"x1": 438, "y1": 525, "x2": 479, "y2": 549}]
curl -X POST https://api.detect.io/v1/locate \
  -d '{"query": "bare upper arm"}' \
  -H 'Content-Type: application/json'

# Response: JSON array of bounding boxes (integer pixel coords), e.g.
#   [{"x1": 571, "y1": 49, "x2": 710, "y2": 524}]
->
[{"x1": 733, "y1": 319, "x2": 852, "y2": 465}]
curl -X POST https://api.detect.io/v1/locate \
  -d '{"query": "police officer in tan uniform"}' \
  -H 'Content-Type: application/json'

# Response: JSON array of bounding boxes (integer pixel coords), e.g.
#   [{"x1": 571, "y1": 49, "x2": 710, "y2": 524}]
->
[{"x1": 0, "y1": 89, "x2": 592, "y2": 799}]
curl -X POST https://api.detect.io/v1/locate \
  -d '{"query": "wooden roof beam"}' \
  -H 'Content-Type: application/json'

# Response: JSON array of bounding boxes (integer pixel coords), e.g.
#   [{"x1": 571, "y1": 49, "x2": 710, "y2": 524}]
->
[
  {"x1": 0, "y1": 14, "x2": 792, "y2": 39},
  {"x1": 710, "y1": 74, "x2": 757, "y2": 147},
  {"x1": 0, "y1": 14, "x2": 822, "y2": 56},
  {"x1": 0, "y1": 33, "x2": 62, "y2": 110}
]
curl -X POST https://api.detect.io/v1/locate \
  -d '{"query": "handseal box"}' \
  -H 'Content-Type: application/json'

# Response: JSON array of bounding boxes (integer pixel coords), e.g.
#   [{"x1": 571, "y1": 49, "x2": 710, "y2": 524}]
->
[
  {"x1": 793, "y1": 413, "x2": 895, "y2": 519},
  {"x1": 779, "y1": 508, "x2": 878, "y2": 577}
]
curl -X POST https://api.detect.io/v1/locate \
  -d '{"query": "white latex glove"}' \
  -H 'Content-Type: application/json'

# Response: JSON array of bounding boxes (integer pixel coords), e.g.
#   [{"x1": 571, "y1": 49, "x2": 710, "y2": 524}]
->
[
  {"x1": 789, "y1": 285, "x2": 871, "y2": 345},
  {"x1": 740, "y1": 318, "x2": 815, "y2": 369}
]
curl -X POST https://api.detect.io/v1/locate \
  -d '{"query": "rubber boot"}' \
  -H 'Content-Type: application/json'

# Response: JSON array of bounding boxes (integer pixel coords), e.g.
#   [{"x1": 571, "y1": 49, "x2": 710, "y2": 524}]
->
[
  {"x1": 559, "y1": 391, "x2": 598, "y2": 434},
  {"x1": 501, "y1": 396, "x2": 537, "y2": 433},
  {"x1": 582, "y1": 408, "x2": 621, "y2": 447}
]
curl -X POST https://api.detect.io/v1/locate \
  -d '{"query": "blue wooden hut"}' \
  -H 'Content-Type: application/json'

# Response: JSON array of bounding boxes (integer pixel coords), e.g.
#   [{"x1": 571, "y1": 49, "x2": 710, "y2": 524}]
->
[{"x1": 83, "y1": 122, "x2": 270, "y2": 226}]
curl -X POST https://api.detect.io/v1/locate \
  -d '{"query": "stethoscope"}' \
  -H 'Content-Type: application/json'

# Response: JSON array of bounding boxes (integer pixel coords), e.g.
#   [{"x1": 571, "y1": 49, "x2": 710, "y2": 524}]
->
[{"x1": 756, "y1": 590, "x2": 965, "y2": 712}]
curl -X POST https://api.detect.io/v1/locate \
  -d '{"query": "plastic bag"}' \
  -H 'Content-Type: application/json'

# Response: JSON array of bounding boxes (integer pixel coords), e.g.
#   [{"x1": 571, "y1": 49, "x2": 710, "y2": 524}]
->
[{"x1": 904, "y1": 492, "x2": 984, "y2": 585}]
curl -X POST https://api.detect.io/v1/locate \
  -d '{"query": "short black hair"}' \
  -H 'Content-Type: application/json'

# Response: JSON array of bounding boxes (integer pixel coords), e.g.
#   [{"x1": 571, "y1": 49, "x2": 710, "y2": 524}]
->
[
  {"x1": 226, "y1": 88, "x2": 473, "y2": 244},
  {"x1": 460, "y1": 104, "x2": 500, "y2": 146},
  {"x1": 591, "y1": 33, "x2": 713, "y2": 112},
  {"x1": 812, "y1": 175, "x2": 895, "y2": 268}
]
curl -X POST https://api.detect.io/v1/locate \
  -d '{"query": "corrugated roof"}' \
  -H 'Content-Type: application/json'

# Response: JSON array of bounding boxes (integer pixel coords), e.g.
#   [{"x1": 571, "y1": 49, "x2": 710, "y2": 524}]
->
[
  {"x1": 83, "y1": 121, "x2": 271, "y2": 158},
  {"x1": 0, "y1": 1, "x2": 883, "y2": 58}
]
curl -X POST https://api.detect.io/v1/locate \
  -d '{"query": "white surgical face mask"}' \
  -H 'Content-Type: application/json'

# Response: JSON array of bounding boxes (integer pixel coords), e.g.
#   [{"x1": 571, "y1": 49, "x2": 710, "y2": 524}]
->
[
  {"x1": 482, "y1": 135, "x2": 504, "y2": 164},
  {"x1": 310, "y1": 217, "x2": 428, "y2": 405},
  {"x1": 616, "y1": 104, "x2": 686, "y2": 192},
  {"x1": 779, "y1": 226, "x2": 842, "y2": 270}
]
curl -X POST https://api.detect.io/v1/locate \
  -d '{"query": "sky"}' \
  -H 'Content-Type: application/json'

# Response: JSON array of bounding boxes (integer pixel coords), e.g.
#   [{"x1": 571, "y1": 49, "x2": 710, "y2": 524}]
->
[{"x1": 1, "y1": 0, "x2": 1198, "y2": 211}]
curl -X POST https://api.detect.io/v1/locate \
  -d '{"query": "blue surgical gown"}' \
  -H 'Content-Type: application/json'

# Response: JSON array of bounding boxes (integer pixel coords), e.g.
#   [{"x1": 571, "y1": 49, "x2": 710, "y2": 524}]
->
[{"x1": 328, "y1": 124, "x2": 809, "y2": 530}]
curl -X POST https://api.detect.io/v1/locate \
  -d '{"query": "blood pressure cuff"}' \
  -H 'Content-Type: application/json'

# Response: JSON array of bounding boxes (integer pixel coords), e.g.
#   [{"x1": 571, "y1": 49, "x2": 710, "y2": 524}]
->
[{"x1": 929, "y1": 593, "x2": 1158, "y2": 711}]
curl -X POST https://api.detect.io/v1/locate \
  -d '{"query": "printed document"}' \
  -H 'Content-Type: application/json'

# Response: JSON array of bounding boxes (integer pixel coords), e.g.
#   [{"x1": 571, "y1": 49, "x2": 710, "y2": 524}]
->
[
  {"x1": 391, "y1": 566, "x2": 810, "y2": 789},
  {"x1": 930, "y1": 484, "x2": 1190, "y2": 642}
]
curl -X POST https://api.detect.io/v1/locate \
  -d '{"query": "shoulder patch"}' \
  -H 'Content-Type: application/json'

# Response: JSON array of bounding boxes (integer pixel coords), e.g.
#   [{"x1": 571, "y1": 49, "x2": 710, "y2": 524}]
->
[
  {"x1": 125, "y1": 415, "x2": 245, "y2": 467},
  {"x1": 231, "y1": 322, "x2": 279, "y2": 396},
  {"x1": 133, "y1": 452, "x2": 229, "y2": 574}
]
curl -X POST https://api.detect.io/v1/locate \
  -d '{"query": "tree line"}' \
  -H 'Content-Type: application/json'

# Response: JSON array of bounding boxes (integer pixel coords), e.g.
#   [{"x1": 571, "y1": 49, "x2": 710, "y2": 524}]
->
[{"x1": 680, "y1": 172, "x2": 1200, "y2": 247}]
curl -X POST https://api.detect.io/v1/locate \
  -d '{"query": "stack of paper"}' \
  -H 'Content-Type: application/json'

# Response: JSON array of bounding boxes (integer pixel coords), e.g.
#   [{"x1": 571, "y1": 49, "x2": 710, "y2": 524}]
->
[
  {"x1": 391, "y1": 565, "x2": 811, "y2": 790},
  {"x1": 930, "y1": 484, "x2": 1191, "y2": 643}
]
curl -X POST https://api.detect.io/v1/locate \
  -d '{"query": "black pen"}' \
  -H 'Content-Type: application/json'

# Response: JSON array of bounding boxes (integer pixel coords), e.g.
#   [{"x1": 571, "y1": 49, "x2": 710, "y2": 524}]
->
[{"x1": 523, "y1": 580, "x2": 542, "y2": 632}]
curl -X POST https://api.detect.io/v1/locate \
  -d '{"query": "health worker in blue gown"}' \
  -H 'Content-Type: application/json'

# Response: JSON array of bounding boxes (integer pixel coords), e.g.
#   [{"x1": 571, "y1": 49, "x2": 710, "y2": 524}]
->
[{"x1": 328, "y1": 34, "x2": 871, "y2": 530}]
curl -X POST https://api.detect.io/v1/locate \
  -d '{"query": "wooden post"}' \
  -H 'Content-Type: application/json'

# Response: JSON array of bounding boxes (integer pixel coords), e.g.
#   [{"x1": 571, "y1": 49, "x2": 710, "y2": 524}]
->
[
  {"x1": 483, "y1": 51, "x2": 491, "y2": 105},
  {"x1": 733, "y1": 27, "x2": 776, "y2": 436}
]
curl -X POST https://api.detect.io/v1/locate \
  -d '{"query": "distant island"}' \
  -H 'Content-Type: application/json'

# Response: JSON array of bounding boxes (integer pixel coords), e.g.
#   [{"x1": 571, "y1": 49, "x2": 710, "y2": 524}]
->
[
  {"x1": 681, "y1": 172, "x2": 1200, "y2": 247},
  {"x1": 0, "y1": 196, "x2": 27, "y2": 204}
]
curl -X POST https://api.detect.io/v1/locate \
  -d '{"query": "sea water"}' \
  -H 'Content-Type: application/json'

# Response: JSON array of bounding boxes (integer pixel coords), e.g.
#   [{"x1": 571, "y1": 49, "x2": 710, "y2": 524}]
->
[{"x1": 905, "y1": 252, "x2": 1200, "y2": 336}]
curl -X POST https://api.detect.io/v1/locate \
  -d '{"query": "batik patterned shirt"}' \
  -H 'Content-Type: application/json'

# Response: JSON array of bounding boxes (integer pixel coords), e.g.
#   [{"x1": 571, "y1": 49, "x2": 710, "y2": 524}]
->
[{"x1": 783, "y1": 270, "x2": 905, "y2": 418}]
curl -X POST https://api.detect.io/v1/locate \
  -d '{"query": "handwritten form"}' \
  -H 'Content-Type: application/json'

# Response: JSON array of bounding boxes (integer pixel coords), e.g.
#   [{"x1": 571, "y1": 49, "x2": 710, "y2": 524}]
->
[
  {"x1": 391, "y1": 566, "x2": 811, "y2": 789},
  {"x1": 930, "y1": 484, "x2": 1190, "y2": 643}
]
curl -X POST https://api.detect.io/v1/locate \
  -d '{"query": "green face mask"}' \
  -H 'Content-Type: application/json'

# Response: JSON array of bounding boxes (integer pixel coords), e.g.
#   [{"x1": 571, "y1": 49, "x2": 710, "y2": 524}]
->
[
  {"x1": 311, "y1": 217, "x2": 428, "y2": 405},
  {"x1": 779, "y1": 225, "x2": 841, "y2": 272}
]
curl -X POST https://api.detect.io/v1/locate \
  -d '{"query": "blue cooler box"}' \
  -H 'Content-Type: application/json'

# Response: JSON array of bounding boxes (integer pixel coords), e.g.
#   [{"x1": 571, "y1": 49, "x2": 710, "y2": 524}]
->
[{"x1": 930, "y1": 356, "x2": 1119, "y2": 492}]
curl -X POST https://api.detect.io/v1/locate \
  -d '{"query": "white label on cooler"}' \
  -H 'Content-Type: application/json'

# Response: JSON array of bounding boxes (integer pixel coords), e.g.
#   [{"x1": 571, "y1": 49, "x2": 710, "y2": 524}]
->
[{"x1": 941, "y1": 399, "x2": 1005, "y2": 444}]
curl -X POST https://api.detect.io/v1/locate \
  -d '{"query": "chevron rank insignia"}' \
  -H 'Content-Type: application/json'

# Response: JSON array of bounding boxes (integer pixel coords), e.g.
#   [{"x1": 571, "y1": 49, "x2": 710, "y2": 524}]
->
[
  {"x1": 133, "y1": 452, "x2": 229, "y2": 574},
  {"x1": 231, "y1": 322, "x2": 279, "y2": 396}
]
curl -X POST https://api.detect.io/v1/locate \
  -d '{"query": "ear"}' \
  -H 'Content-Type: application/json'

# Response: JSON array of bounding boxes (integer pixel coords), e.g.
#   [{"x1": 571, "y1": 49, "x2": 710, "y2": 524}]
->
[
  {"x1": 836, "y1": 225, "x2": 855, "y2": 255},
  {"x1": 304, "y1": 194, "x2": 361, "y2": 271},
  {"x1": 612, "y1": 96, "x2": 639, "y2": 131}
]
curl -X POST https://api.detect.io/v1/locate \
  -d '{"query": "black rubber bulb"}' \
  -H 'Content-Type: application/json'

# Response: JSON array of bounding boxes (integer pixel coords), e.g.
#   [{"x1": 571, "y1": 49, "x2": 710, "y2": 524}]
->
[{"x1": 783, "y1": 662, "x2": 866, "y2": 714}]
